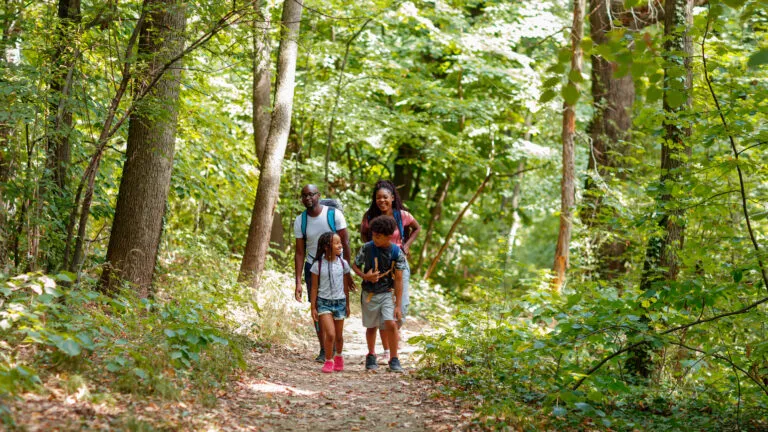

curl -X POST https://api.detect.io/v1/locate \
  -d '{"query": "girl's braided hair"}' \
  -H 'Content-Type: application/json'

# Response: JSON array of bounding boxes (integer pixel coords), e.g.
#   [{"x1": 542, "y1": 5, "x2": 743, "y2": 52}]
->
[{"x1": 315, "y1": 231, "x2": 335, "y2": 264}]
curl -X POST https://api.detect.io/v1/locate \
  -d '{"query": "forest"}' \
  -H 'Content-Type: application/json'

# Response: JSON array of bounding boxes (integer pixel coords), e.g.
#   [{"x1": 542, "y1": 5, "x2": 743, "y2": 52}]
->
[{"x1": 1, "y1": 0, "x2": 767, "y2": 430}]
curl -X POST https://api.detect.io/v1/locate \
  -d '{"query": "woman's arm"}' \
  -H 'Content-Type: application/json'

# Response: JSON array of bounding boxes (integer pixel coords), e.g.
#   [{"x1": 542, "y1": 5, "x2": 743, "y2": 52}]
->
[{"x1": 403, "y1": 217, "x2": 421, "y2": 256}]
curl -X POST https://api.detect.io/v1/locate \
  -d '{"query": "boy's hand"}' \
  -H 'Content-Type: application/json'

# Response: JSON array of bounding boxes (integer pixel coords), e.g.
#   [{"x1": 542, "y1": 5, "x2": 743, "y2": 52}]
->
[
  {"x1": 394, "y1": 305, "x2": 402, "y2": 321},
  {"x1": 344, "y1": 274, "x2": 357, "y2": 293},
  {"x1": 363, "y1": 269, "x2": 380, "y2": 282},
  {"x1": 295, "y1": 282, "x2": 303, "y2": 302},
  {"x1": 311, "y1": 307, "x2": 319, "y2": 322}
]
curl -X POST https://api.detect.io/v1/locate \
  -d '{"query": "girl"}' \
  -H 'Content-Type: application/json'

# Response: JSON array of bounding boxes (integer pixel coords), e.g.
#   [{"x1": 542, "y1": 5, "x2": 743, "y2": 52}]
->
[
  {"x1": 310, "y1": 232, "x2": 352, "y2": 373},
  {"x1": 360, "y1": 180, "x2": 421, "y2": 363}
]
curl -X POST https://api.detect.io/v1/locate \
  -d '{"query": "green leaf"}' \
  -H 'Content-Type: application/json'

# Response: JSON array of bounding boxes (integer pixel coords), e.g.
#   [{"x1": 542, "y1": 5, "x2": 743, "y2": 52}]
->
[
  {"x1": 164, "y1": 329, "x2": 176, "y2": 338},
  {"x1": 552, "y1": 406, "x2": 567, "y2": 416},
  {"x1": 568, "y1": 69, "x2": 584, "y2": 83},
  {"x1": 562, "y1": 83, "x2": 580, "y2": 105},
  {"x1": 55, "y1": 272, "x2": 76, "y2": 283},
  {"x1": 723, "y1": 0, "x2": 747, "y2": 9},
  {"x1": 57, "y1": 339, "x2": 82, "y2": 357},
  {"x1": 747, "y1": 49, "x2": 768, "y2": 68},
  {"x1": 732, "y1": 269, "x2": 743, "y2": 283},
  {"x1": 588, "y1": 390, "x2": 603, "y2": 403},
  {"x1": 540, "y1": 89, "x2": 557, "y2": 104},
  {"x1": 665, "y1": 89, "x2": 687, "y2": 108},
  {"x1": 133, "y1": 368, "x2": 148, "y2": 380}
]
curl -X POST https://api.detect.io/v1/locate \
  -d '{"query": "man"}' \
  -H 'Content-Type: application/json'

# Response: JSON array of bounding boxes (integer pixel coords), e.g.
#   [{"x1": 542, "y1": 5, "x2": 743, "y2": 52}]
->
[{"x1": 294, "y1": 184, "x2": 354, "y2": 362}]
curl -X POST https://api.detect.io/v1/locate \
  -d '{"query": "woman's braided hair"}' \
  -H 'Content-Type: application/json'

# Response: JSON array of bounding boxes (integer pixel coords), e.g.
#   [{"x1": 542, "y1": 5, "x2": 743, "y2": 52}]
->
[{"x1": 364, "y1": 179, "x2": 406, "y2": 221}]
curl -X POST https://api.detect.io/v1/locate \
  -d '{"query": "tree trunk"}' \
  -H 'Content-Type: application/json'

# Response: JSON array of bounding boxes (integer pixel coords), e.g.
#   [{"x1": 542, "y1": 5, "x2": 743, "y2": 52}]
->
[
  {"x1": 47, "y1": 0, "x2": 81, "y2": 191},
  {"x1": 99, "y1": 0, "x2": 186, "y2": 296},
  {"x1": 583, "y1": 0, "x2": 636, "y2": 281},
  {"x1": 552, "y1": 0, "x2": 585, "y2": 294},
  {"x1": 393, "y1": 142, "x2": 417, "y2": 202},
  {"x1": 628, "y1": 0, "x2": 693, "y2": 380},
  {"x1": 1, "y1": 1, "x2": 22, "y2": 269},
  {"x1": 252, "y1": 0, "x2": 271, "y2": 165},
  {"x1": 251, "y1": 0, "x2": 286, "y2": 256},
  {"x1": 424, "y1": 171, "x2": 490, "y2": 281},
  {"x1": 415, "y1": 176, "x2": 450, "y2": 272},
  {"x1": 239, "y1": 0, "x2": 304, "y2": 285}
]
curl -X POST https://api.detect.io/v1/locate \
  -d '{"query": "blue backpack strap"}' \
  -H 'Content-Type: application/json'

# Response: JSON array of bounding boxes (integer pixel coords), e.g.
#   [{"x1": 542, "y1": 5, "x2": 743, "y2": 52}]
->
[
  {"x1": 364, "y1": 241, "x2": 375, "y2": 271},
  {"x1": 327, "y1": 207, "x2": 337, "y2": 233},
  {"x1": 301, "y1": 210, "x2": 308, "y2": 256},
  {"x1": 390, "y1": 243, "x2": 400, "y2": 263},
  {"x1": 393, "y1": 209, "x2": 405, "y2": 242}
]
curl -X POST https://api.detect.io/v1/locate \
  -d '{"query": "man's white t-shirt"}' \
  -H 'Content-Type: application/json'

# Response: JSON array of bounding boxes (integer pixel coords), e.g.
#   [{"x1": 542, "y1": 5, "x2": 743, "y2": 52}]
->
[{"x1": 293, "y1": 205, "x2": 347, "y2": 263}]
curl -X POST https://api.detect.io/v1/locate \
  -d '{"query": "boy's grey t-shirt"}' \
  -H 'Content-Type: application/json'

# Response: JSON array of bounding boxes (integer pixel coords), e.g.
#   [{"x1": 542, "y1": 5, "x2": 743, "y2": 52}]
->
[
  {"x1": 310, "y1": 257, "x2": 350, "y2": 300},
  {"x1": 354, "y1": 243, "x2": 407, "y2": 294},
  {"x1": 293, "y1": 205, "x2": 348, "y2": 262}
]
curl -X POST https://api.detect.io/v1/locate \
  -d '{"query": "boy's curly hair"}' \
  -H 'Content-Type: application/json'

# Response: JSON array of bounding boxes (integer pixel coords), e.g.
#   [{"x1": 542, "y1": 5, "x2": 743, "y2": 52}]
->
[{"x1": 369, "y1": 215, "x2": 397, "y2": 236}]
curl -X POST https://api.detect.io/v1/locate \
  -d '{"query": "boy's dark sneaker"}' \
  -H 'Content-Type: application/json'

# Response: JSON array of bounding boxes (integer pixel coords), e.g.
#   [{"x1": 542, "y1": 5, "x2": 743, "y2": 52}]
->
[
  {"x1": 315, "y1": 349, "x2": 325, "y2": 363},
  {"x1": 388, "y1": 357, "x2": 404, "y2": 373},
  {"x1": 365, "y1": 354, "x2": 378, "y2": 370}
]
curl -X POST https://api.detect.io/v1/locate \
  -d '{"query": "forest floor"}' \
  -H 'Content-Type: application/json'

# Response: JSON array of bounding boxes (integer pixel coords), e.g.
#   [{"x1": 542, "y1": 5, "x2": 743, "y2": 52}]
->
[{"x1": 4, "y1": 312, "x2": 472, "y2": 431}]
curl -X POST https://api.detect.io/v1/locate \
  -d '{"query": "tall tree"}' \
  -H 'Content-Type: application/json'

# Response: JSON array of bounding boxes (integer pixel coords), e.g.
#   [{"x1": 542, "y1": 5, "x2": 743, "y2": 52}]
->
[
  {"x1": 0, "y1": 0, "x2": 23, "y2": 268},
  {"x1": 552, "y1": 0, "x2": 585, "y2": 293},
  {"x1": 582, "y1": 0, "x2": 635, "y2": 280},
  {"x1": 252, "y1": 0, "x2": 271, "y2": 165},
  {"x1": 47, "y1": 0, "x2": 81, "y2": 191},
  {"x1": 239, "y1": 0, "x2": 304, "y2": 285},
  {"x1": 628, "y1": 0, "x2": 694, "y2": 379},
  {"x1": 99, "y1": 0, "x2": 187, "y2": 295}
]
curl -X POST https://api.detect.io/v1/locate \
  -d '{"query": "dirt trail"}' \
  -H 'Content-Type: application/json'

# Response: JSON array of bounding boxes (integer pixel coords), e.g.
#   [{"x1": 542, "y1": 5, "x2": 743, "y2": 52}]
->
[
  {"x1": 5, "y1": 313, "x2": 470, "y2": 431},
  {"x1": 216, "y1": 315, "x2": 470, "y2": 431}
]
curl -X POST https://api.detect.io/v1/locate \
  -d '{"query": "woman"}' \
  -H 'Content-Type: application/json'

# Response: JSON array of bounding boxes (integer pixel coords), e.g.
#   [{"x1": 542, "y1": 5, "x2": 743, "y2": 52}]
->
[{"x1": 360, "y1": 180, "x2": 421, "y2": 363}]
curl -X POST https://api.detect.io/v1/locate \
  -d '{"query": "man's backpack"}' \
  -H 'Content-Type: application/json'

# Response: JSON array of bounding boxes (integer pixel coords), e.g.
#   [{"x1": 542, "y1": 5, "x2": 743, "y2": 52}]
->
[
  {"x1": 366, "y1": 209, "x2": 407, "y2": 243},
  {"x1": 301, "y1": 199, "x2": 343, "y2": 257}
]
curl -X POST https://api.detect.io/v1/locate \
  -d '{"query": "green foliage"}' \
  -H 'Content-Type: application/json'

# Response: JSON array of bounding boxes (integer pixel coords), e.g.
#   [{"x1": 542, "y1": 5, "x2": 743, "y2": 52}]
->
[
  {"x1": 0, "y1": 270, "x2": 247, "y2": 403},
  {"x1": 414, "y1": 273, "x2": 768, "y2": 430}
]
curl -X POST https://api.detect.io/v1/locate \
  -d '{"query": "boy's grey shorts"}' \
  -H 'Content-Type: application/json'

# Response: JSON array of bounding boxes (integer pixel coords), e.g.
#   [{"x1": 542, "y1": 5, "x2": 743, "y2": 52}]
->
[{"x1": 361, "y1": 291, "x2": 396, "y2": 329}]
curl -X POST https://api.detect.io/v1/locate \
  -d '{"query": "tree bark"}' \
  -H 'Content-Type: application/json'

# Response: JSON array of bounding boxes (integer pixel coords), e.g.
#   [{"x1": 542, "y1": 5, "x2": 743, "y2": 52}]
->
[
  {"x1": 393, "y1": 142, "x2": 417, "y2": 202},
  {"x1": 99, "y1": 0, "x2": 186, "y2": 296},
  {"x1": 552, "y1": 0, "x2": 585, "y2": 293},
  {"x1": 239, "y1": 0, "x2": 304, "y2": 285},
  {"x1": 252, "y1": 0, "x2": 271, "y2": 165},
  {"x1": 47, "y1": 0, "x2": 81, "y2": 191},
  {"x1": 0, "y1": 0, "x2": 23, "y2": 269},
  {"x1": 628, "y1": 0, "x2": 694, "y2": 379},
  {"x1": 583, "y1": 0, "x2": 636, "y2": 280}
]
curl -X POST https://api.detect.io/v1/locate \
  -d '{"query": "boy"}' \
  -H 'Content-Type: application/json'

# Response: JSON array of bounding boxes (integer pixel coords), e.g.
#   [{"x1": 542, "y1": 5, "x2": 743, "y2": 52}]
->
[{"x1": 352, "y1": 215, "x2": 407, "y2": 373}]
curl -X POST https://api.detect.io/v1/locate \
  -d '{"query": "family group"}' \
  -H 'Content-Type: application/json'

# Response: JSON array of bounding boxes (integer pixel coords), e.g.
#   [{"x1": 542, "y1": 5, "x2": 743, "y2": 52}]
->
[{"x1": 293, "y1": 180, "x2": 421, "y2": 374}]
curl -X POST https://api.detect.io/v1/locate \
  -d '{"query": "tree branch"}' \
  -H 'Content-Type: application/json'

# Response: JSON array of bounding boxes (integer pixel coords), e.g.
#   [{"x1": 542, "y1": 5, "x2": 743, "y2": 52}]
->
[{"x1": 701, "y1": 4, "x2": 768, "y2": 292}]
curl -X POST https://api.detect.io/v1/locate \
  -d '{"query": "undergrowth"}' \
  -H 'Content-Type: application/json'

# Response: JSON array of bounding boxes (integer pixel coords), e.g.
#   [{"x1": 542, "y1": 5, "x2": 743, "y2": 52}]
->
[
  {"x1": 413, "y1": 273, "x2": 768, "y2": 431},
  {"x1": 0, "y1": 241, "x2": 308, "y2": 423}
]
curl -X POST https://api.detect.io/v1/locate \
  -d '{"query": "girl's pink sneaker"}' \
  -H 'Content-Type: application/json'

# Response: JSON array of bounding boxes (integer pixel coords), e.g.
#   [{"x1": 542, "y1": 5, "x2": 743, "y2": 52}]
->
[
  {"x1": 321, "y1": 360, "x2": 334, "y2": 373},
  {"x1": 333, "y1": 355, "x2": 344, "y2": 371}
]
